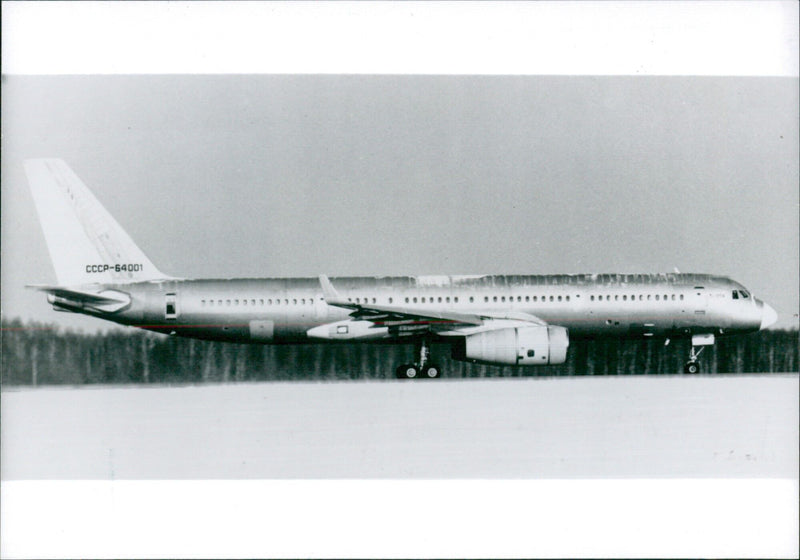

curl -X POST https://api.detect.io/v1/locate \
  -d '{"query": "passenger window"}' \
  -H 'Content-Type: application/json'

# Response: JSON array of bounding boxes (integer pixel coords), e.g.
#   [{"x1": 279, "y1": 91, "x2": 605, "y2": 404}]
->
[
  {"x1": 446, "y1": 297, "x2": 450, "y2": 303},
  {"x1": 614, "y1": 295, "x2": 619, "y2": 301},
  {"x1": 389, "y1": 297, "x2": 393, "y2": 304},
  {"x1": 209, "y1": 300, "x2": 214, "y2": 307},
  {"x1": 243, "y1": 299, "x2": 247, "y2": 306},
  {"x1": 525, "y1": 296, "x2": 530, "y2": 302},
  {"x1": 549, "y1": 296, "x2": 554, "y2": 302},
  {"x1": 413, "y1": 297, "x2": 418, "y2": 303},
  {"x1": 469, "y1": 296, "x2": 474, "y2": 303},
  {"x1": 454, "y1": 297, "x2": 459, "y2": 303},
  {"x1": 533, "y1": 296, "x2": 538, "y2": 302},
  {"x1": 623, "y1": 295, "x2": 627, "y2": 301},
  {"x1": 680, "y1": 294, "x2": 684, "y2": 300},
  {"x1": 493, "y1": 296, "x2": 498, "y2": 302},
  {"x1": 405, "y1": 297, "x2": 409, "y2": 303},
  {"x1": 558, "y1": 295, "x2": 562, "y2": 302},
  {"x1": 484, "y1": 296, "x2": 489, "y2": 303},
  {"x1": 501, "y1": 296, "x2": 506, "y2": 302},
  {"x1": 655, "y1": 295, "x2": 659, "y2": 301},
  {"x1": 591, "y1": 295, "x2": 595, "y2": 301}
]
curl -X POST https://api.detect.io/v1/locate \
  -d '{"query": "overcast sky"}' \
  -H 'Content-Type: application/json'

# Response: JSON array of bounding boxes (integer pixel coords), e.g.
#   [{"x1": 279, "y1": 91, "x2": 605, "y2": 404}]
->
[{"x1": 2, "y1": 74, "x2": 797, "y2": 330}]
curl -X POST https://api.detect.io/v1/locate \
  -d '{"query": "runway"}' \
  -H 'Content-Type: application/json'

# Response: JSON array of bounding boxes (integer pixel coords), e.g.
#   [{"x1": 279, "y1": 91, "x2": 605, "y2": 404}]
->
[{"x1": 2, "y1": 374, "x2": 797, "y2": 480}]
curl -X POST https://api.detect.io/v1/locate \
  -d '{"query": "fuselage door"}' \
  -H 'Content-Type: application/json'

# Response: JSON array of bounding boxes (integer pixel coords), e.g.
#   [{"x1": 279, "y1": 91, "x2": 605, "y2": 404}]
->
[
  {"x1": 692, "y1": 286, "x2": 708, "y2": 321},
  {"x1": 165, "y1": 292, "x2": 178, "y2": 320}
]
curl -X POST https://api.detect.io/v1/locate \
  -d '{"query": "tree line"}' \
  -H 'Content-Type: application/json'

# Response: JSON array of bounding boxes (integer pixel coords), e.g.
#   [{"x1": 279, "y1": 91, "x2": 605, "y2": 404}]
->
[{"x1": 1, "y1": 318, "x2": 797, "y2": 386}]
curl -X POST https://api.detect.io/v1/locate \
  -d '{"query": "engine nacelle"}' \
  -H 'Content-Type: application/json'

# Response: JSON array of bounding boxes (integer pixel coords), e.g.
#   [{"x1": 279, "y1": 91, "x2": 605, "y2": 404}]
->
[{"x1": 452, "y1": 325, "x2": 569, "y2": 366}]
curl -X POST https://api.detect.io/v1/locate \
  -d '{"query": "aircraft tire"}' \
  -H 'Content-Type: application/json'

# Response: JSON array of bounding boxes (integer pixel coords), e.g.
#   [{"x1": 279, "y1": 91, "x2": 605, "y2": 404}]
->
[
  {"x1": 396, "y1": 364, "x2": 419, "y2": 379},
  {"x1": 423, "y1": 364, "x2": 441, "y2": 379},
  {"x1": 684, "y1": 361, "x2": 700, "y2": 374}
]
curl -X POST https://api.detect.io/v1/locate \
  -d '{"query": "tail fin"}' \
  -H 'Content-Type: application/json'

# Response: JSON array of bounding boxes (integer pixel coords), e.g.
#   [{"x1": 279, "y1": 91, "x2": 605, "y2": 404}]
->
[{"x1": 24, "y1": 159, "x2": 172, "y2": 285}]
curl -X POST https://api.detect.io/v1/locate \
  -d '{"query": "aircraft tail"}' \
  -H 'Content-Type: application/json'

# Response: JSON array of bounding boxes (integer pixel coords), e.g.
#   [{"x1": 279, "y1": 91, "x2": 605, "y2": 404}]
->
[{"x1": 24, "y1": 159, "x2": 172, "y2": 286}]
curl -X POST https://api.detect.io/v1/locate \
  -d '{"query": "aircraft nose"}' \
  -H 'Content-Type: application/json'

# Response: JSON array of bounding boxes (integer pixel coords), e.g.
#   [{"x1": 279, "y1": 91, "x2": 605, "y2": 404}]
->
[{"x1": 760, "y1": 301, "x2": 778, "y2": 330}]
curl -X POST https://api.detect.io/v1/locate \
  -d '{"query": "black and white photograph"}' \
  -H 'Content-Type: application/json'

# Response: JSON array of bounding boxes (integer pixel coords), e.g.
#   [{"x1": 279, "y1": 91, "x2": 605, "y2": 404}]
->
[{"x1": 2, "y1": 2, "x2": 798, "y2": 558}]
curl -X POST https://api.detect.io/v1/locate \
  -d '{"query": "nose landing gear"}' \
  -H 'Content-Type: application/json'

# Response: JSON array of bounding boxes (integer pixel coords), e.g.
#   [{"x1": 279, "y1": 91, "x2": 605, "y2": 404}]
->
[
  {"x1": 395, "y1": 337, "x2": 442, "y2": 379},
  {"x1": 684, "y1": 350, "x2": 702, "y2": 374},
  {"x1": 683, "y1": 334, "x2": 715, "y2": 374}
]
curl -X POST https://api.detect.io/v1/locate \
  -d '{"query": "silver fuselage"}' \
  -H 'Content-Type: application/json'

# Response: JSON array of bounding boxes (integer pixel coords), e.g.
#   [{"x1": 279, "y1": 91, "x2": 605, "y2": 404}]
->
[{"x1": 62, "y1": 273, "x2": 767, "y2": 344}]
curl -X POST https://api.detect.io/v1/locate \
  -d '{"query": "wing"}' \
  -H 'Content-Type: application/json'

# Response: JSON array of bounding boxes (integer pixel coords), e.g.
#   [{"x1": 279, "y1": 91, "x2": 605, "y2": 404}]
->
[{"x1": 318, "y1": 274, "x2": 547, "y2": 333}]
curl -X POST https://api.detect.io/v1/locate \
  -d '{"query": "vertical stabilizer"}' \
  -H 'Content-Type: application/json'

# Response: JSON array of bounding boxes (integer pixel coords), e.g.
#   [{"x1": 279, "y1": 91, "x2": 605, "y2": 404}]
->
[{"x1": 24, "y1": 159, "x2": 171, "y2": 285}]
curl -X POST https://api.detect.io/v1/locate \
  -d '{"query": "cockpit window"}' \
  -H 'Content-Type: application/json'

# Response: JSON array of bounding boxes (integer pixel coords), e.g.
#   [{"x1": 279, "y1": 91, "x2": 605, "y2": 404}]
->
[
  {"x1": 732, "y1": 290, "x2": 739, "y2": 300},
  {"x1": 739, "y1": 290, "x2": 750, "y2": 299}
]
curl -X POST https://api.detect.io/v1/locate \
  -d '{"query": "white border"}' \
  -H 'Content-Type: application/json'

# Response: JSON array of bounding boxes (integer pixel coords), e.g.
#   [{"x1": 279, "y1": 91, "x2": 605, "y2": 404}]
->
[
  {"x1": 3, "y1": 2, "x2": 799, "y2": 558},
  {"x1": 3, "y1": 479, "x2": 798, "y2": 558},
  {"x1": 2, "y1": 1, "x2": 798, "y2": 76}
]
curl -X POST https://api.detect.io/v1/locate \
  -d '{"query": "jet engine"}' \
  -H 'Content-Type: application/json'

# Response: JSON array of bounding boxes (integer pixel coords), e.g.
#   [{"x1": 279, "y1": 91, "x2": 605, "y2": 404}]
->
[{"x1": 452, "y1": 325, "x2": 569, "y2": 366}]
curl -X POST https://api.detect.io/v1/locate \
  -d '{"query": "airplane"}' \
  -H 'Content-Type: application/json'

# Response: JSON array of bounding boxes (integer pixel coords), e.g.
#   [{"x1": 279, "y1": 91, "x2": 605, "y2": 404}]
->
[{"x1": 23, "y1": 159, "x2": 778, "y2": 379}]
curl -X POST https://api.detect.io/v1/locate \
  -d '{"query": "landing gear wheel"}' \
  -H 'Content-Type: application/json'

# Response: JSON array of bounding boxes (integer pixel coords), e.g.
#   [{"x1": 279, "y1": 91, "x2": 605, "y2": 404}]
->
[
  {"x1": 423, "y1": 364, "x2": 441, "y2": 379},
  {"x1": 684, "y1": 361, "x2": 700, "y2": 374},
  {"x1": 396, "y1": 364, "x2": 418, "y2": 379}
]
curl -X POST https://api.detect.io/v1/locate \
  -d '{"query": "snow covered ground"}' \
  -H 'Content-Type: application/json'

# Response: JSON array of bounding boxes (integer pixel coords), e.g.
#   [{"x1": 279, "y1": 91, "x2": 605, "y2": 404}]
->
[
  {"x1": 3, "y1": 374, "x2": 797, "y2": 479},
  {"x1": 3, "y1": 375, "x2": 798, "y2": 558}
]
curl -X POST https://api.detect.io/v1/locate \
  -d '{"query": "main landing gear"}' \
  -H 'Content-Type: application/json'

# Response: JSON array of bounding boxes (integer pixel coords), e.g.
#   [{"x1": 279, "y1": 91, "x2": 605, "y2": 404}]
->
[{"x1": 395, "y1": 337, "x2": 442, "y2": 380}]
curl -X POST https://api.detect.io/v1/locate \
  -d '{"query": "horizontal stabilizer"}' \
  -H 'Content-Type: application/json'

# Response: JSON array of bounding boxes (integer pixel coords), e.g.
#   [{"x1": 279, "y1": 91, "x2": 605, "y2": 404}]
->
[{"x1": 28, "y1": 284, "x2": 131, "y2": 312}]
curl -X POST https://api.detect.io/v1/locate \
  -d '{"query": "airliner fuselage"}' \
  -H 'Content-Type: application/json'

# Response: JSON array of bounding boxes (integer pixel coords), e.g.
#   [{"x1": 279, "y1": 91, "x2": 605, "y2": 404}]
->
[{"x1": 59, "y1": 273, "x2": 769, "y2": 344}]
